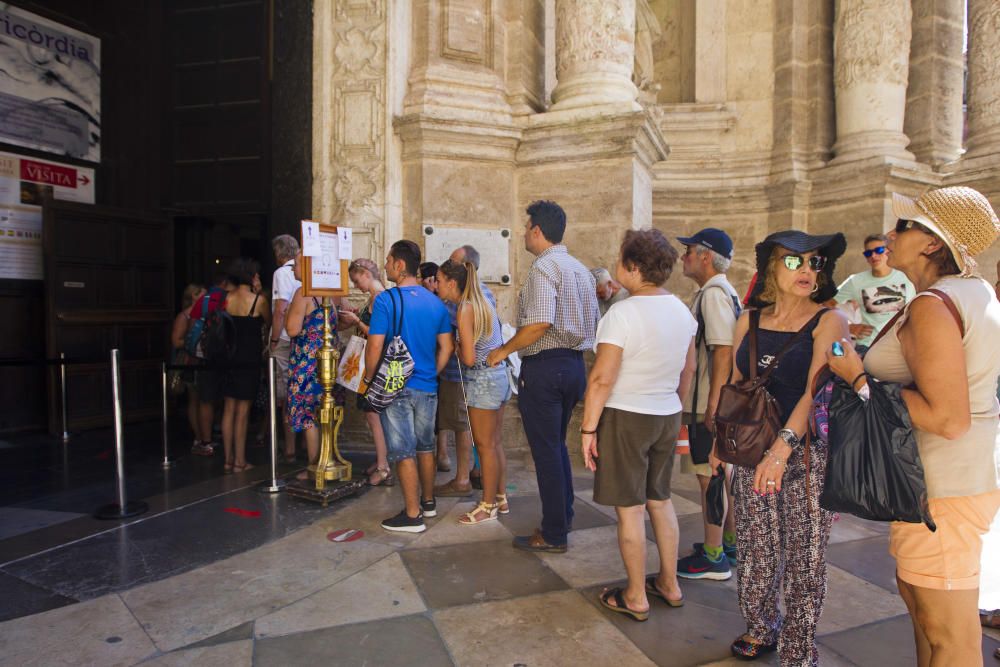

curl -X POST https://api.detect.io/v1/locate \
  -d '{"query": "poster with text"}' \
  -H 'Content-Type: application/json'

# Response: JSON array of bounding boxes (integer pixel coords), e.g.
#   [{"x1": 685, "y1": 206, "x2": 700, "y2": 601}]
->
[
  {"x1": 0, "y1": 3, "x2": 101, "y2": 161},
  {"x1": 0, "y1": 151, "x2": 95, "y2": 280}
]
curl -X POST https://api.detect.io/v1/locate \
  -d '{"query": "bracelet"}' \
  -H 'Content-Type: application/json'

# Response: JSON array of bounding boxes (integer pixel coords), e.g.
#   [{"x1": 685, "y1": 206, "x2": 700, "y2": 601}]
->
[
  {"x1": 270, "y1": 338, "x2": 279, "y2": 343},
  {"x1": 362, "y1": 377, "x2": 374, "y2": 385},
  {"x1": 580, "y1": 428, "x2": 597, "y2": 435},
  {"x1": 851, "y1": 371, "x2": 867, "y2": 391}
]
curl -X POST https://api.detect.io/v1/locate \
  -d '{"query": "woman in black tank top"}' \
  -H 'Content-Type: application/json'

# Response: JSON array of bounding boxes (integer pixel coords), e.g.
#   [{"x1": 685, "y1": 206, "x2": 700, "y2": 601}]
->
[
  {"x1": 220, "y1": 258, "x2": 271, "y2": 474},
  {"x1": 716, "y1": 231, "x2": 849, "y2": 665}
]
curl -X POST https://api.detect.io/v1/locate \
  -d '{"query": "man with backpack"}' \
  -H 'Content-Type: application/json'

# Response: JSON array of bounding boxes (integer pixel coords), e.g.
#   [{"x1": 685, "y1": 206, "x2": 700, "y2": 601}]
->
[
  {"x1": 364, "y1": 240, "x2": 453, "y2": 533},
  {"x1": 186, "y1": 272, "x2": 230, "y2": 456},
  {"x1": 676, "y1": 228, "x2": 741, "y2": 580}
]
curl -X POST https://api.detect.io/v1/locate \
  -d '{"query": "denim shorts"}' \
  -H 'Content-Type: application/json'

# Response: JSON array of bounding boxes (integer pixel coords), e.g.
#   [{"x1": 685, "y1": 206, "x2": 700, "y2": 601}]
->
[
  {"x1": 462, "y1": 366, "x2": 511, "y2": 410},
  {"x1": 379, "y1": 387, "x2": 438, "y2": 463}
]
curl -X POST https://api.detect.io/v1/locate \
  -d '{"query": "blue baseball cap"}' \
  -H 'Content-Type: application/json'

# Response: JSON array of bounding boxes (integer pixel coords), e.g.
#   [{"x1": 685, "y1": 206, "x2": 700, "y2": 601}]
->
[{"x1": 677, "y1": 228, "x2": 733, "y2": 260}]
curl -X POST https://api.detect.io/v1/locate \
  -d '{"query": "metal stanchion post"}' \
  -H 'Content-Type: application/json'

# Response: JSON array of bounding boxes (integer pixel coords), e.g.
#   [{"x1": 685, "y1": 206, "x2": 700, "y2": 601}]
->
[
  {"x1": 95, "y1": 349, "x2": 149, "y2": 519},
  {"x1": 160, "y1": 362, "x2": 178, "y2": 468},
  {"x1": 259, "y1": 355, "x2": 286, "y2": 494},
  {"x1": 60, "y1": 352, "x2": 70, "y2": 442}
]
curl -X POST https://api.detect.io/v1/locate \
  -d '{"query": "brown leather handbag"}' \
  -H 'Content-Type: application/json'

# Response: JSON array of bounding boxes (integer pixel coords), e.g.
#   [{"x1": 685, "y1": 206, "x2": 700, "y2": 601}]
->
[{"x1": 713, "y1": 309, "x2": 827, "y2": 467}]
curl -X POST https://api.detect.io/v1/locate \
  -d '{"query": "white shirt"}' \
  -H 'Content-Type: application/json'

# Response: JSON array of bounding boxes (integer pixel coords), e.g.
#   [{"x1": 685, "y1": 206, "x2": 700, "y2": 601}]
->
[
  {"x1": 271, "y1": 260, "x2": 300, "y2": 342},
  {"x1": 595, "y1": 294, "x2": 698, "y2": 416}
]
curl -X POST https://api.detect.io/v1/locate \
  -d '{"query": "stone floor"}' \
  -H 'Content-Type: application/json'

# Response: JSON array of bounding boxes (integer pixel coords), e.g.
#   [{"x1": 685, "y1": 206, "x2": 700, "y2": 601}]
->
[{"x1": 0, "y1": 437, "x2": 997, "y2": 666}]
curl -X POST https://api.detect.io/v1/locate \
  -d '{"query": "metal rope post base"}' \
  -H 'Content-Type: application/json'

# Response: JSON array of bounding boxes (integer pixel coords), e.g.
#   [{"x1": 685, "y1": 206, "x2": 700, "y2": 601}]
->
[
  {"x1": 259, "y1": 356, "x2": 286, "y2": 494},
  {"x1": 95, "y1": 349, "x2": 149, "y2": 520}
]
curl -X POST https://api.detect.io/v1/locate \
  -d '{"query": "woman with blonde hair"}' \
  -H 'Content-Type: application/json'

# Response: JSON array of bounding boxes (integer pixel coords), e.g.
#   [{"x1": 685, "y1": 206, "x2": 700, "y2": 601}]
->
[
  {"x1": 828, "y1": 186, "x2": 1000, "y2": 667},
  {"x1": 340, "y1": 258, "x2": 392, "y2": 486},
  {"x1": 712, "y1": 230, "x2": 849, "y2": 663},
  {"x1": 171, "y1": 283, "x2": 206, "y2": 451},
  {"x1": 436, "y1": 259, "x2": 511, "y2": 524}
]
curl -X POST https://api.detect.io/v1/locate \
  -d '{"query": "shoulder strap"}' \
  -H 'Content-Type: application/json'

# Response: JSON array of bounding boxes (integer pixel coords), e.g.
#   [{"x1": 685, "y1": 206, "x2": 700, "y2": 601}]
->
[
  {"x1": 926, "y1": 288, "x2": 964, "y2": 336},
  {"x1": 749, "y1": 309, "x2": 761, "y2": 381},
  {"x1": 248, "y1": 292, "x2": 260, "y2": 317}
]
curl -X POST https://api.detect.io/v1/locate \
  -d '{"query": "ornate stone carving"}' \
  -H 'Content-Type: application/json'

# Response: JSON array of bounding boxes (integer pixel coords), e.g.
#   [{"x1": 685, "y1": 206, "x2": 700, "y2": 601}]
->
[
  {"x1": 834, "y1": 0, "x2": 911, "y2": 89},
  {"x1": 633, "y1": 0, "x2": 662, "y2": 94},
  {"x1": 967, "y1": 0, "x2": 1000, "y2": 147},
  {"x1": 555, "y1": 0, "x2": 635, "y2": 79},
  {"x1": 333, "y1": 26, "x2": 383, "y2": 76},
  {"x1": 441, "y1": 0, "x2": 492, "y2": 66},
  {"x1": 333, "y1": 165, "x2": 380, "y2": 217}
]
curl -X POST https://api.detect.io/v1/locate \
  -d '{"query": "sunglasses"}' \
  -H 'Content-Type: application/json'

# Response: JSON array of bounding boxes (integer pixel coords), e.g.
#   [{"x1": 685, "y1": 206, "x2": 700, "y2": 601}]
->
[
  {"x1": 781, "y1": 254, "x2": 827, "y2": 272},
  {"x1": 862, "y1": 246, "x2": 887, "y2": 258},
  {"x1": 895, "y1": 218, "x2": 928, "y2": 234}
]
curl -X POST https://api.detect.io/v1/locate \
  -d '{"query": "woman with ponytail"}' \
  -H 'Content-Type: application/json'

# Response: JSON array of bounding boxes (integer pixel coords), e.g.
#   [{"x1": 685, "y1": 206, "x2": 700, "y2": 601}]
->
[{"x1": 436, "y1": 259, "x2": 512, "y2": 525}]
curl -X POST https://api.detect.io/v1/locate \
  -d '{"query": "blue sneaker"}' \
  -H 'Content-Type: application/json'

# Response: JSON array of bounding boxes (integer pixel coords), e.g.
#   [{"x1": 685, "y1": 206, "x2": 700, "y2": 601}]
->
[
  {"x1": 677, "y1": 547, "x2": 732, "y2": 581},
  {"x1": 692, "y1": 541, "x2": 737, "y2": 567}
]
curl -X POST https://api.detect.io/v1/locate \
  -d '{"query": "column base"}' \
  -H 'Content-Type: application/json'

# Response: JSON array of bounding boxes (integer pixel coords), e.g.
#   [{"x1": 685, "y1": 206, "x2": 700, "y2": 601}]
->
[
  {"x1": 963, "y1": 129, "x2": 1000, "y2": 160},
  {"x1": 830, "y1": 130, "x2": 915, "y2": 165},
  {"x1": 550, "y1": 71, "x2": 641, "y2": 113}
]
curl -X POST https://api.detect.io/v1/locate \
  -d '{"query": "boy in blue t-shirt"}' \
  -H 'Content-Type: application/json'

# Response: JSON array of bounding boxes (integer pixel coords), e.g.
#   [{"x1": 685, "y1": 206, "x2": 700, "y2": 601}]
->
[{"x1": 365, "y1": 240, "x2": 453, "y2": 533}]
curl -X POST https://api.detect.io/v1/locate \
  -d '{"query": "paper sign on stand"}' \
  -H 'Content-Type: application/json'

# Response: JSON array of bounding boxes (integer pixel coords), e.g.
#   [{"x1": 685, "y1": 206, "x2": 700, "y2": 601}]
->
[
  {"x1": 338, "y1": 227, "x2": 353, "y2": 259},
  {"x1": 302, "y1": 221, "x2": 321, "y2": 257}
]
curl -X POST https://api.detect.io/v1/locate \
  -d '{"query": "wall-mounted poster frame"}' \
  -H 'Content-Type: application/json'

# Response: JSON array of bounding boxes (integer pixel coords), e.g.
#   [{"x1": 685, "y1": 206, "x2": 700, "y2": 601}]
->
[{"x1": 300, "y1": 220, "x2": 349, "y2": 297}]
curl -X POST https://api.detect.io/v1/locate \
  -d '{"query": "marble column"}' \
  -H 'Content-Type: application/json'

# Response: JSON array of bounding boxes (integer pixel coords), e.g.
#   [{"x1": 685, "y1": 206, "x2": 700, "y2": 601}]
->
[
  {"x1": 832, "y1": 0, "x2": 914, "y2": 162},
  {"x1": 550, "y1": 0, "x2": 640, "y2": 111},
  {"x1": 904, "y1": 0, "x2": 965, "y2": 167},
  {"x1": 965, "y1": 0, "x2": 1000, "y2": 157}
]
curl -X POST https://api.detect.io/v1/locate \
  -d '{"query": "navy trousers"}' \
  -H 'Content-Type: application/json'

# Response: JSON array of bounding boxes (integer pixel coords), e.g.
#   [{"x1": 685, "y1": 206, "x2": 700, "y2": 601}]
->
[{"x1": 517, "y1": 349, "x2": 587, "y2": 546}]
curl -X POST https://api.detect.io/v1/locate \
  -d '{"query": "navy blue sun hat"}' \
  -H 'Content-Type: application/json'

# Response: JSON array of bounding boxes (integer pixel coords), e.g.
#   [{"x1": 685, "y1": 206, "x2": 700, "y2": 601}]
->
[
  {"x1": 677, "y1": 228, "x2": 734, "y2": 260},
  {"x1": 747, "y1": 230, "x2": 847, "y2": 307}
]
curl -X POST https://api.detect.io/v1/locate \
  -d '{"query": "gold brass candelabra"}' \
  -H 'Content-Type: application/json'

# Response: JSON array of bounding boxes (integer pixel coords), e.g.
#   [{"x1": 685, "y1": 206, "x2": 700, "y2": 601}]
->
[{"x1": 306, "y1": 297, "x2": 351, "y2": 487}]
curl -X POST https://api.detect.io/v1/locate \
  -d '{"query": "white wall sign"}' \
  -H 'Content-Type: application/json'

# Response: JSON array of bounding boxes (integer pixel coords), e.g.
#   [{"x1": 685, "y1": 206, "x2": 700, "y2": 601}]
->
[
  {"x1": 0, "y1": 151, "x2": 95, "y2": 280},
  {"x1": 422, "y1": 226, "x2": 512, "y2": 284},
  {"x1": 0, "y1": 3, "x2": 101, "y2": 161}
]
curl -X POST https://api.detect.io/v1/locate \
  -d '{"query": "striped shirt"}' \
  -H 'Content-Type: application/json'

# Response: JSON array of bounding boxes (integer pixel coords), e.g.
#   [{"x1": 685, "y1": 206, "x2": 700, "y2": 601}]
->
[{"x1": 517, "y1": 245, "x2": 600, "y2": 357}]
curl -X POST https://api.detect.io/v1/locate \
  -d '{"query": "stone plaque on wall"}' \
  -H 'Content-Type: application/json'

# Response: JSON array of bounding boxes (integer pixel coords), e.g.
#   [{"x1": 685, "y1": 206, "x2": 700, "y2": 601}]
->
[{"x1": 422, "y1": 225, "x2": 511, "y2": 284}]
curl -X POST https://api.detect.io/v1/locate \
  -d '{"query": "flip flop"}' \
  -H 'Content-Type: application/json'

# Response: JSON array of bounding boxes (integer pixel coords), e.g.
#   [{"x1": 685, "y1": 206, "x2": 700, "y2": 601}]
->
[
  {"x1": 599, "y1": 588, "x2": 649, "y2": 622},
  {"x1": 645, "y1": 576, "x2": 684, "y2": 607}
]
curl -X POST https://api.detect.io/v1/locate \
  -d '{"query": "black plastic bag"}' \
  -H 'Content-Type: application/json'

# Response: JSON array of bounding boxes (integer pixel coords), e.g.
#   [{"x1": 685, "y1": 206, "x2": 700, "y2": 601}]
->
[
  {"x1": 820, "y1": 376, "x2": 936, "y2": 531},
  {"x1": 706, "y1": 466, "x2": 726, "y2": 526}
]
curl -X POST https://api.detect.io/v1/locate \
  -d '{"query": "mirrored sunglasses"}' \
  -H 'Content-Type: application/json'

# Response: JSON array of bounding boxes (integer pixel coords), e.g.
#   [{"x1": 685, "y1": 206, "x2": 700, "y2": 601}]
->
[
  {"x1": 862, "y1": 246, "x2": 887, "y2": 258},
  {"x1": 782, "y1": 254, "x2": 827, "y2": 272}
]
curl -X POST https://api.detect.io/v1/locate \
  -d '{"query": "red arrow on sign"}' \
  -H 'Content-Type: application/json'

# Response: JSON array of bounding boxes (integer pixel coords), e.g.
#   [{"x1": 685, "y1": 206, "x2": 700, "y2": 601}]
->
[{"x1": 79, "y1": 174, "x2": 90, "y2": 186}]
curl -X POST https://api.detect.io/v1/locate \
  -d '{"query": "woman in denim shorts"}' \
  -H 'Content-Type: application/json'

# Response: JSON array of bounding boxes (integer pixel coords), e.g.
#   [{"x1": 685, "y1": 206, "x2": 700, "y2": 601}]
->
[{"x1": 437, "y1": 259, "x2": 511, "y2": 525}]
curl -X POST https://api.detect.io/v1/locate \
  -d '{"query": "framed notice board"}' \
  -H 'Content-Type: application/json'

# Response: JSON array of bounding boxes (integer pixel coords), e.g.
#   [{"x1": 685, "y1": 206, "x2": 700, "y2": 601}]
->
[{"x1": 300, "y1": 220, "x2": 350, "y2": 297}]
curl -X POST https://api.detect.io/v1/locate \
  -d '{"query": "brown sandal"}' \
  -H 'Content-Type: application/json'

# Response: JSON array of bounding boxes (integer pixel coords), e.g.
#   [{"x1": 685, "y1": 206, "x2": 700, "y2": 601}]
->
[{"x1": 368, "y1": 466, "x2": 395, "y2": 486}]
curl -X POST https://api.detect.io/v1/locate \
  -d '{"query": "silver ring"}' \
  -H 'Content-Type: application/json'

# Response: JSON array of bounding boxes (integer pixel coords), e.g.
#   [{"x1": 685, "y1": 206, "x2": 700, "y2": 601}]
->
[{"x1": 766, "y1": 480, "x2": 776, "y2": 486}]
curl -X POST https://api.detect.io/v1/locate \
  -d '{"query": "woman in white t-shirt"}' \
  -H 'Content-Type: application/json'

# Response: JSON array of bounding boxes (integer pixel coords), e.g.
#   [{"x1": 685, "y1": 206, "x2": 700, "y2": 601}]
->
[{"x1": 581, "y1": 229, "x2": 697, "y2": 622}]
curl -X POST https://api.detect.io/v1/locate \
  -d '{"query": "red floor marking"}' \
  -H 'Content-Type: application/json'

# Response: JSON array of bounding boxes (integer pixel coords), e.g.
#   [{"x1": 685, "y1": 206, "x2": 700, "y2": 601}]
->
[
  {"x1": 223, "y1": 507, "x2": 262, "y2": 518},
  {"x1": 96, "y1": 449, "x2": 112, "y2": 460},
  {"x1": 327, "y1": 529, "x2": 364, "y2": 543}
]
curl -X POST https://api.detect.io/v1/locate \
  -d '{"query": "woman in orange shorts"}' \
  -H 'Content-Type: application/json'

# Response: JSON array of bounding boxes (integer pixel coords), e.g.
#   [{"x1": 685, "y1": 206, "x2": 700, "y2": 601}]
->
[{"x1": 830, "y1": 186, "x2": 1000, "y2": 666}]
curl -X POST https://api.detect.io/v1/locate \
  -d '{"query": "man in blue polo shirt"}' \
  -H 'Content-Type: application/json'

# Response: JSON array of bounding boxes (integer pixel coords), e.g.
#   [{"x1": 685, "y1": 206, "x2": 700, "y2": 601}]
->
[{"x1": 365, "y1": 240, "x2": 453, "y2": 533}]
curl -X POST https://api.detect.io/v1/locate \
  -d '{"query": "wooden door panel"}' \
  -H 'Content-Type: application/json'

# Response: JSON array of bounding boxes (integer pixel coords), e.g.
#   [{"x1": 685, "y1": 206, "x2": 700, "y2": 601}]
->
[{"x1": 45, "y1": 201, "x2": 171, "y2": 434}]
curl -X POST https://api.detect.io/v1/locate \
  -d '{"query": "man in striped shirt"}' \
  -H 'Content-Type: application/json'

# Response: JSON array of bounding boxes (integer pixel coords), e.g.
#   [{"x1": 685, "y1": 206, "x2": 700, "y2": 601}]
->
[{"x1": 488, "y1": 200, "x2": 599, "y2": 552}]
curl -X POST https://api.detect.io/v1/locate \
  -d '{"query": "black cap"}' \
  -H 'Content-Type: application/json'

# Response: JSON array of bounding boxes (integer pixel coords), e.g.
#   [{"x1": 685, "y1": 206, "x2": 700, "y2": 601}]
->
[{"x1": 677, "y1": 228, "x2": 734, "y2": 260}]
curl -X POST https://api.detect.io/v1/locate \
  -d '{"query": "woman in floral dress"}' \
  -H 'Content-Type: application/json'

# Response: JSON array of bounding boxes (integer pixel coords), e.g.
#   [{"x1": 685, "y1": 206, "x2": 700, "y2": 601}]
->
[{"x1": 285, "y1": 252, "x2": 340, "y2": 480}]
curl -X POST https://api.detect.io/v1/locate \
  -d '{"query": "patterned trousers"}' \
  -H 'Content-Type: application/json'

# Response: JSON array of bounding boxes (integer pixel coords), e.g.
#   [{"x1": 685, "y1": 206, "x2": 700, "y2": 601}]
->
[{"x1": 733, "y1": 442, "x2": 834, "y2": 667}]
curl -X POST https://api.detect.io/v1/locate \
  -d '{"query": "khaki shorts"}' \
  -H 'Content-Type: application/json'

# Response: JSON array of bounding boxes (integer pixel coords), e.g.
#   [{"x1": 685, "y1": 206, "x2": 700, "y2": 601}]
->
[
  {"x1": 436, "y1": 379, "x2": 470, "y2": 433},
  {"x1": 680, "y1": 454, "x2": 713, "y2": 477},
  {"x1": 271, "y1": 339, "x2": 291, "y2": 403},
  {"x1": 889, "y1": 488, "x2": 1000, "y2": 590},
  {"x1": 593, "y1": 408, "x2": 680, "y2": 507}
]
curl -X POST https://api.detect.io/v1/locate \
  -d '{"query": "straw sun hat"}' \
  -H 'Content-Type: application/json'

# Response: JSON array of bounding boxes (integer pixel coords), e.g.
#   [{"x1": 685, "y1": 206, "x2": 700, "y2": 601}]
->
[{"x1": 891, "y1": 186, "x2": 1000, "y2": 276}]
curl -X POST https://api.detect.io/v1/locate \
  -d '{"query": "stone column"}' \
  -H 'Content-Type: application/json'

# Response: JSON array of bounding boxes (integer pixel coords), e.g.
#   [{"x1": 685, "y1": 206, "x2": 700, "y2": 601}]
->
[
  {"x1": 832, "y1": 0, "x2": 914, "y2": 162},
  {"x1": 905, "y1": 0, "x2": 965, "y2": 167},
  {"x1": 550, "y1": 0, "x2": 640, "y2": 111},
  {"x1": 965, "y1": 0, "x2": 1000, "y2": 157}
]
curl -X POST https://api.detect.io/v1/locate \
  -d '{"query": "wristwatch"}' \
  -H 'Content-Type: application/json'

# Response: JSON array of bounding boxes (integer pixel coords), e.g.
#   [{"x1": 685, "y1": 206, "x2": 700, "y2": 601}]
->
[{"x1": 777, "y1": 428, "x2": 800, "y2": 448}]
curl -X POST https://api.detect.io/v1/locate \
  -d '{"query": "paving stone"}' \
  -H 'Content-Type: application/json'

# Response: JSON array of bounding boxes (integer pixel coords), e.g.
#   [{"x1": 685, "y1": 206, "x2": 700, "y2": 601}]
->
[
  {"x1": 0, "y1": 594, "x2": 156, "y2": 667},
  {"x1": 534, "y1": 524, "x2": 663, "y2": 589},
  {"x1": 137, "y1": 639, "x2": 253, "y2": 666},
  {"x1": 818, "y1": 564, "x2": 907, "y2": 635},
  {"x1": 254, "y1": 553, "x2": 425, "y2": 638},
  {"x1": 180, "y1": 621, "x2": 254, "y2": 649},
  {"x1": 400, "y1": 539, "x2": 568, "y2": 609},
  {"x1": 0, "y1": 571, "x2": 75, "y2": 623},
  {"x1": 434, "y1": 589, "x2": 655, "y2": 667},
  {"x1": 825, "y1": 535, "x2": 897, "y2": 593},
  {"x1": 495, "y1": 491, "x2": 613, "y2": 538},
  {"x1": 254, "y1": 614, "x2": 453, "y2": 667},
  {"x1": 0, "y1": 507, "x2": 84, "y2": 541},
  {"x1": 405, "y1": 499, "x2": 514, "y2": 550}
]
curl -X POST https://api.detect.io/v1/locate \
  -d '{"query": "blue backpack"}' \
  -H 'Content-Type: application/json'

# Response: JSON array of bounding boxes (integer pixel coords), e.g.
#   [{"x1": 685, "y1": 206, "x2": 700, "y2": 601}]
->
[{"x1": 184, "y1": 290, "x2": 225, "y2": 358}]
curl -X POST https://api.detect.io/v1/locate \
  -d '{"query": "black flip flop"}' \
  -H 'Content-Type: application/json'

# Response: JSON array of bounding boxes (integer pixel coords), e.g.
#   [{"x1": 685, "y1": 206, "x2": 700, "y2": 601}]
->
[
  {"x1": 599, "y1": 588, "x2": 649, "y2": 622},
  {"x1": 645, "y1": 576, "x2": 683, "y2": 607}
]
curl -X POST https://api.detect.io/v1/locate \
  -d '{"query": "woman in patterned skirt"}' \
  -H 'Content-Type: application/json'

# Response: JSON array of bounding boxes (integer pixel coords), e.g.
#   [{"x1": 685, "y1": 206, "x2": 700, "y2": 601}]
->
[
  {"x1": 710, "y1": 230, "x2": 849, "y2": 664},
  {"x1": 285, "y1": 252, "x2": 339, "y2": 480}
]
